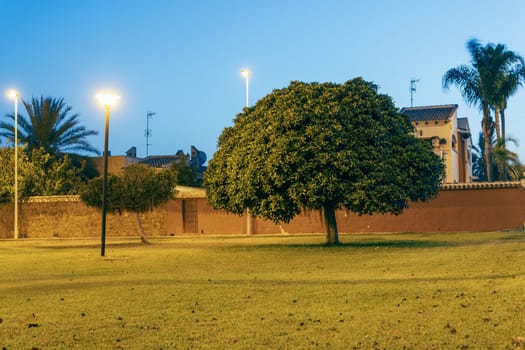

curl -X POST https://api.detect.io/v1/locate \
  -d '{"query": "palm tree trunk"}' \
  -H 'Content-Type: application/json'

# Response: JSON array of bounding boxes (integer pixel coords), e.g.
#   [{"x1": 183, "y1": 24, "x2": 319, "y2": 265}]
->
[
  {"x1": 323, "y1": 204, "x2": 339, "y2": 245},
  {"x1": 493, "y1": 107, "x2": 501, "y2": 143},
  {"x1": 500, "y1": 108, "x2": 506, "y2": 146},
  {"x1": 482, "y1": 116, "x2": 493, "y2": 182},
  {"x1": 135, "y1": 212, "x2": 150, "y2": 244}
]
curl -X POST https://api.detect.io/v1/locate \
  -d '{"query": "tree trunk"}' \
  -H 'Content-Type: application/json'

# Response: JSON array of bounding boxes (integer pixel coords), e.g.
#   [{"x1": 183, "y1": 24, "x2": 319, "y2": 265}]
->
[
  {"x1": 501, "y1": 108, "x2": 506, "y2": 146},
  {"x1": 135, "y1": 212, "x2": 150, "y2": 244},
  {"x1": 500, "y1": 108, "x2": 507, "y2": 179},
  {"x1": 494, "y1": 107, "x2": 501, "y2": 144},
  {"x1": 481, "y1": 116, "x2": 493, "y2": 182},
  {"x1": 323, "y1": 204, "x2": 339, "y2": 245}
]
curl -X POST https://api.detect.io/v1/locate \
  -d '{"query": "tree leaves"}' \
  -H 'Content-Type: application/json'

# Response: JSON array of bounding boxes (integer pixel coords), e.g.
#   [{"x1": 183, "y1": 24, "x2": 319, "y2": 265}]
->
[
  {"x1": 0, "y1": 96, "x2": 98, "y2": 156},
  {"x1": 80, "y1": 164, "x2": 176, "y2": 214},
  {"x1": 0, "y1": 146, "x2": 86, "y2": 202},
  {"x1": 204, "y1": 78, "x2": 445, "y2": 242}
]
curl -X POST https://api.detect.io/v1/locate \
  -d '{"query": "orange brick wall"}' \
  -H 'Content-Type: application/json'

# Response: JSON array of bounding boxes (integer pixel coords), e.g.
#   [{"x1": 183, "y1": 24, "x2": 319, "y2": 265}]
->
[{"x1": 1, "y1": 186, "x2": 524, "y2": 239}]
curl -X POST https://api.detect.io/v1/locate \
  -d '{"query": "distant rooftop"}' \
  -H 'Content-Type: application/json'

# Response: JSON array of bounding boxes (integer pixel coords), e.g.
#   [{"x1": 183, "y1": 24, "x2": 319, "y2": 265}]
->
[
  {"x1": 457, "y1": 117, "x2": 471, "y2": 136},
  {"x1": 139, "y1": 155, "x2": 181, "y2": 168},
  {"x1": 400, "y1": 104, "x2": 458, "y2": 122}
]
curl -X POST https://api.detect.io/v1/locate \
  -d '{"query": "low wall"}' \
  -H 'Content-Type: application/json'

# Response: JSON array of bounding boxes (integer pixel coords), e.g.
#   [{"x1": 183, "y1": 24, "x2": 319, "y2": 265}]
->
[
  {"x1": 1, "y1": 183, "x2": 524, "y2": 239},
  {"x1": 166, "y1": 182, "x2": 525, "y2": 235},
  {"x1": 0, "y1": 196, "x2": 165, "y2": 239}
]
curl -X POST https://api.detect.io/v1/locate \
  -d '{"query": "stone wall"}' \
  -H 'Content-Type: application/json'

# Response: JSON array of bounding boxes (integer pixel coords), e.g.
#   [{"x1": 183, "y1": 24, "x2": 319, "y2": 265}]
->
[{"x1": 0, "y1": 196, "x2": 165, "y2": 239}]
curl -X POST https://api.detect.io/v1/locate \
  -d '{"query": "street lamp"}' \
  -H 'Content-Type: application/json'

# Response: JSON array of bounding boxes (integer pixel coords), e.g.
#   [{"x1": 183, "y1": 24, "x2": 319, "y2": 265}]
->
[
  {"x1": 96, "y1": 93, "x2": 120, "y2": 257},
  {"x1": 240, "y1": 69, "x2": 250, "y2": 108},
  {"x1": 240, "y1": 69, "x2": 252, "y2": 234},
  {"x1": 7, "y1": 90, "x2": 19, "y2": 240}
]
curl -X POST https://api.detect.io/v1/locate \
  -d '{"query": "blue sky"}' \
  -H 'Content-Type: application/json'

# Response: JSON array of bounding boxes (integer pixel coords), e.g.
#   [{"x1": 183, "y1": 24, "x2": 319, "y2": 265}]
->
[{"x1": 1, "y1": 0, "x2": 525, "y2": 161}]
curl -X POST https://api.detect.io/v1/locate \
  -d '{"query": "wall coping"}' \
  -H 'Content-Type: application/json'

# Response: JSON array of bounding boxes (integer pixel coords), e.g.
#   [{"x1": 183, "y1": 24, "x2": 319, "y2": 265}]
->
[
  {"x1": 441, "y1": 181, "x2": 522, "y2": 190},
  {"x1": 20, "y1": 181, "x2": 524, "y2": 203},
  {"x1": 25, "y1": 195, "x2": 81, "y2": 203}
]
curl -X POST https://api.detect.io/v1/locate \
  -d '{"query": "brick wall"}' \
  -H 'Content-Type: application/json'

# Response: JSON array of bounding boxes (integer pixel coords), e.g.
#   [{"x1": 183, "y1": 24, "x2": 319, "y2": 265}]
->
[
  {"x1": 0, "y1": 196, "x2": 166, "y2": 239},
  {"x1": 1, "y1": 183, "x2": 524, "y2": 239}
]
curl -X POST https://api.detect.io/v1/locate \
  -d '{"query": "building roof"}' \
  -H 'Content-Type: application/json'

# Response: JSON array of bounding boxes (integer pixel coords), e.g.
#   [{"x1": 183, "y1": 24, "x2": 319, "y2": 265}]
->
[
  {"x1": 457, "y1": 117, "x2": 471, "y2": 136},
  {"x1": 139, "y1": 155, "x2": 179, "y2": 168},
  {"x1": 400, "y1": 104, "x2": 458, "y2": 122}
]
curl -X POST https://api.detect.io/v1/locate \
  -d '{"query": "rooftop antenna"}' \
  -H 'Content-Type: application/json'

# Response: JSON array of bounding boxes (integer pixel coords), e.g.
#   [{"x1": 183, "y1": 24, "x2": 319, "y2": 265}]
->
[
  {"x1": 145, "y1": 111, "x2": 156, "y2": 157},
  {"x1": 410, "y1": 78, "x2": 419, "y2": 107}
]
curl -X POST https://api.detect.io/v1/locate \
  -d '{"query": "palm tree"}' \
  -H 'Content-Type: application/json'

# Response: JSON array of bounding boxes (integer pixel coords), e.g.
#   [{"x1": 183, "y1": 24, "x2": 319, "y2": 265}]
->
[
  {"x1": 481, "y1": 42, "x2": 525, "y2": 143},
  {"x1": 0, "y1": 96, "x2": 99, "y2": 156},
  {"x1": 472, "y1": 131, "x2": 522, "y2": 181},
  {"x1": 493, "y1": 65, "x2": 525, "y2": 143},
  {"x1": 472, "y1": 132, "x2": 488, "y2": 181},
  {"x1": 443, "y1": 39, "x2": 494, "y2": 181},
  {"x1": 493, "y1": 137, "x2": 522, "y2": 181},
  {"x1": 443, "y1": 39, "x2": 525, "y2": 181}
]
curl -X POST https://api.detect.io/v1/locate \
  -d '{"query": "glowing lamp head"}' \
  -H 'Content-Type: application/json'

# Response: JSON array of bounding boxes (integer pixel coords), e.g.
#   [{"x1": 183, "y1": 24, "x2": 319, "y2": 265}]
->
[
  {"x1": 96, "y1": 93, "x2": 120, "y2": 108},
  {"x1": 240, "y1": 69, "x2": 250, "y2": 78},
  {"x1": 7, "y1": 90, "x2": 19, "y2": 100}
]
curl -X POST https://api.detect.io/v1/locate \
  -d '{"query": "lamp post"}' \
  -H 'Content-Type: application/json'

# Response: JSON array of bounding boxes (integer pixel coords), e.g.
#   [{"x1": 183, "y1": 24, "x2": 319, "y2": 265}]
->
[
  {"x1": 96, "y1": 93, "x2": 120, "y2": 257},
  {"x1": 240, "y1": 69, "x2": 250, "y2": 108},
  {"x1": 7, "y1": 90, "x2": 19, "y2": 239},
  {"x1": 240, "y1": 69, "x2": 252, "y2": 235}
]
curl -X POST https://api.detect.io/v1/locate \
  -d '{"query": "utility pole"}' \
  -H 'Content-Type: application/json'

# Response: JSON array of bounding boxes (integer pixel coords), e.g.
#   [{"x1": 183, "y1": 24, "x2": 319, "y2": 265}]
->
[
  {"x1": 145, "y1": 111, "x2": 155, "y2": 157},
  {"x1": 410, "y1": 79, "x2": 419, "y2": 107}
]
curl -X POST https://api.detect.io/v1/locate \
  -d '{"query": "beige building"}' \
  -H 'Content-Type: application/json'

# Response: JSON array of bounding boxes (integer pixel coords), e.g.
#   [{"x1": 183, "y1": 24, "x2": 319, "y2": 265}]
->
[{"x1": 400, "y1": 105, "x2": 472, "y2": 183}]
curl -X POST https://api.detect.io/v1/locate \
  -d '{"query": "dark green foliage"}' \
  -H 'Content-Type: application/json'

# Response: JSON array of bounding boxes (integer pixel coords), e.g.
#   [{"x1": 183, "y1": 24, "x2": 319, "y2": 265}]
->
[
  {"x1": 170, "y1": 153, "x2": 200, "y2": 187},
  {"x1": 0, "y1": 96, "x2": 98, "y2": 156},
  {"x1": 81, "y1": 164, "x2": 176, "y2": 214},
  {"x1": 473, "y1": 131, "x2": 523, "y2": 181},
  {"x1": 204, "y1": 78, "x2": 445, "y2": 244},
  {"x1": 0, "y1": 146, "x2": 87, "y2": 203}
]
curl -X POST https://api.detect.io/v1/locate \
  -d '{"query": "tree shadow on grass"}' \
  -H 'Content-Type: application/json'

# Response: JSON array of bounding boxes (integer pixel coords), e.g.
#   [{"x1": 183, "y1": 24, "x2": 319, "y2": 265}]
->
[
  {"x1": 35, "y1": 241, "x2": 145, "y2": 250},
  {"x1": 236, "y1": 240, "x2": 453, "y2": 250}
]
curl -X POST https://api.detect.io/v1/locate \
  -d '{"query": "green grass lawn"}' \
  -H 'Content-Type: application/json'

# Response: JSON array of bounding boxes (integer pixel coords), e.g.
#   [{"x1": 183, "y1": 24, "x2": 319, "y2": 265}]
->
[{"x1": 1, "y1": 232, "x2": 525, "y2": 349}]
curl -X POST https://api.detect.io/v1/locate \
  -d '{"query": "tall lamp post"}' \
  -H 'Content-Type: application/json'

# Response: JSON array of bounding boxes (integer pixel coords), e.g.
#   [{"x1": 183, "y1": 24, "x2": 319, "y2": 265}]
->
[
  {"x1": 240, "y1": 69, "x2": 252, "y2": 235},
  {"x1": 240, "y1": 69, "x2": 250, "y2": 107},
  {"x1": 96, "y1": 93, "x2": 120, "y2": 257},
  {"x1": 7, "y1": 90, "x2": 19, "y2": 239}
]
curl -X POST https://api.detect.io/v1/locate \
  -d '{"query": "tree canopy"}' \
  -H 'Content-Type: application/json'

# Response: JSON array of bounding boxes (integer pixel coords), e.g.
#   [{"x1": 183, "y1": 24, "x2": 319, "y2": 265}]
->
[
  {"x1": 170, "y1": 153, "x2": 201, "y2": 187},
  {"x1": 0, "y1": 146, "x2": 86, "y2": 203},
  {"x1": 0, "y1": 96, "x2": 99, "y2": 156},
  {"x1": 81, "y1": 164, "x2": 176, "y2": 243},
  {"x1": 204, "y1": 78, "x2": 445, "y2": 244}
]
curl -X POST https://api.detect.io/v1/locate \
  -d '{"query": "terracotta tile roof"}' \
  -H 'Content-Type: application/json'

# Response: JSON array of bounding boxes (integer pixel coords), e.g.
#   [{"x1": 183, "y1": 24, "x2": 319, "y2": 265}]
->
[
  {"x1": 139, "y1": 156, "x2": 179, "y2": 168},
  {"x1": 400, "y1": 104, "x2": 458, "y2": 122}
]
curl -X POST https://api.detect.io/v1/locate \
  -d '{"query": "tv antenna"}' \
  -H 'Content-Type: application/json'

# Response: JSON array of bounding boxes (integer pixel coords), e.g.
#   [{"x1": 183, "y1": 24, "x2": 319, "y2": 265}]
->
[
  {"x1": 410, "y1": 79, "x2": 419, "y2": 107},
  {"x1": 145, "y1": 111, "x2": 156, "y2": 157}
]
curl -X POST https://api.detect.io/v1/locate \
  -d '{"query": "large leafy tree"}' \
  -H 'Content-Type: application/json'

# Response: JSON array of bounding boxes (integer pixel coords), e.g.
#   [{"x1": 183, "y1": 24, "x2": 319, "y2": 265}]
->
[
  {"x1": 0, "y1": 146, "x2": 86, "y2": 203},
  {"x1": 81, "y1": 164, "x2": 176, "y2": 243},
  {"x1": 204, "y1": 78, "x2": 444, "y2": 245},
  {"x1": 443, "y1": 39, "x2": 525, "y2": 181},
  {"x1": 0, "y1": 96, "x2": 99, "y2": 156}
]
